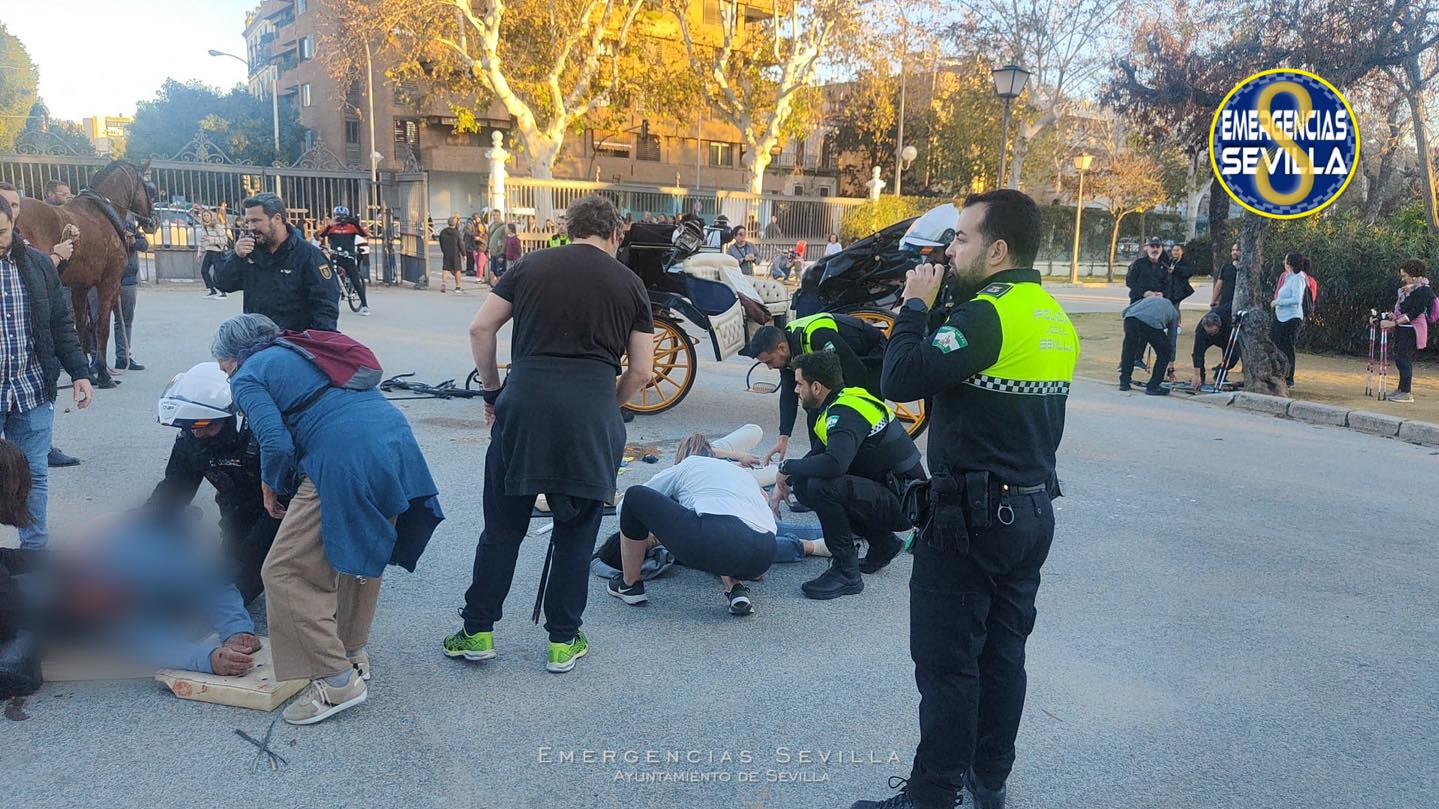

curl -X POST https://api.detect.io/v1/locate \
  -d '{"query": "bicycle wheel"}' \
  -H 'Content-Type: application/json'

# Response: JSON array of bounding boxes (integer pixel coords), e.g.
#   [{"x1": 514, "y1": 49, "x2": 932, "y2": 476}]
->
[{"x1": 346, "y1": 281, "x2": 362, "y2": 312}]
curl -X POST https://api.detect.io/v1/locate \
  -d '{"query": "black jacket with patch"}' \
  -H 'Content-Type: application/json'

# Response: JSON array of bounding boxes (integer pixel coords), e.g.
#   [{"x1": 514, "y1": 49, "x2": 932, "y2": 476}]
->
[{"x1": 214, "y1": 226, "x2": 339, "y2": 331}]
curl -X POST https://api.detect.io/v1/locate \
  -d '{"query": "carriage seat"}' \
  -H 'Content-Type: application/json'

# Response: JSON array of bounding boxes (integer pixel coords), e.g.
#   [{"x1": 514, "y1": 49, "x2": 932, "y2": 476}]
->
[{"x1": 681, "y1": 253, "x2": 791, "y2": 323}]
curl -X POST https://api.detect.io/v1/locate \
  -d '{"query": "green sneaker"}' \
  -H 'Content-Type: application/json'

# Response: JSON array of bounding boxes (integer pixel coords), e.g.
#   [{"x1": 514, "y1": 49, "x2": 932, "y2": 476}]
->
[
  {"x1": 442, "y1": 628, "x2": 496, "y2": 661},
  {"x1": 546, "y1": 631, "x2": 588, "y2": 673}
]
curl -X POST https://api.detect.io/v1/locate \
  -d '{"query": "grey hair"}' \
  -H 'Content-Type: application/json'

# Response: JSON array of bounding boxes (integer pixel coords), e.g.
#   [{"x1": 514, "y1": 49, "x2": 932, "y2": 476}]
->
[
  {"x1": 1199, "y1": 311, "x2": 1223, "y2": 332},
  {"x1": 211, "y1": 313, "x2": 281, "y2": 360},
  {"x1": 566, "y1": 195, "x2": 621, "y2": 240},
  {"x1": 241, "y1": 192, "x2": 287, "y2": 220}
]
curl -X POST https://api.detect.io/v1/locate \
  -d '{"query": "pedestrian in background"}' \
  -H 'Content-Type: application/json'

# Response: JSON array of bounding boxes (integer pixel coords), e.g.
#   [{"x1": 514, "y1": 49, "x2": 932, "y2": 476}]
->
[
  {"x1": 487, "y1": 210, "x2": 508, "y2": 278},
  {"x1": 1387, "y1": 259, "x2": 1437, "y2": 403},
  {"x1": 439, "y1": 215, "x2": 465, "y2": 294},
  {"x1": 1270, "y1": 252, "x2": 1310, "y2": 387},
  {"x1": 824, "y1": 233, "x2": 842, "y2": 257},
  {"x1": 195, "y1": 208, "x2": 230, "y2": 299},
  {"x1": 504, "y1": 223, "x2": 522, "y2": 266},
  {"x1": 462, "y1": 214, "x2": 481, "y2": 278}
]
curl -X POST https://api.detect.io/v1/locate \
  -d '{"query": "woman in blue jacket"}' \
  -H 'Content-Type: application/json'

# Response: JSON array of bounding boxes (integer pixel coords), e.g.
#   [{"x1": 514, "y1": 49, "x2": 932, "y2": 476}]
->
[{"x1": 211, "y1": 313, "x2": 443, "y2": 726}]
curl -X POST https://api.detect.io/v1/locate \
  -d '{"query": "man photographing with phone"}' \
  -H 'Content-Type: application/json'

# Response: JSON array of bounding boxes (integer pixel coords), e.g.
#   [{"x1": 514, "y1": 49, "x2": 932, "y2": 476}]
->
[
  {"x1": 214, "y1": 193, "x2": 339, "y2": 332},
  {"x1": 853, "y1": 189, "x2": 1078, "y2": 809}
]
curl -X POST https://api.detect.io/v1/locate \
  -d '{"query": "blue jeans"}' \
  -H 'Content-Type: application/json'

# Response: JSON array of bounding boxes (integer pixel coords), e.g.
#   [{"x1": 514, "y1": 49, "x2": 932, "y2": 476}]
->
[{"x1": 0, "y1": 401, "x2": 53, "y2": 549}]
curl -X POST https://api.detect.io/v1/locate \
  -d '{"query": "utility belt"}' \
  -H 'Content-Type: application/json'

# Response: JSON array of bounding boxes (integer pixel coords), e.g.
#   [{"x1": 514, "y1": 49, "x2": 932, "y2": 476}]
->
[{"x1": 900, "y1": 469, "x2": 1057, "y2": 554}]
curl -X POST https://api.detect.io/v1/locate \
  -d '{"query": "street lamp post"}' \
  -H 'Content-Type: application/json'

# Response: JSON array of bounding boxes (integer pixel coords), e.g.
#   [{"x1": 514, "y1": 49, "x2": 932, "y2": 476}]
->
[
  {"x1": 1069, "y1": 153, "x2": 1094, "y2": 284},
  {"x1": 991, "y1": 64, "x2": 1031, "y2": 189},
  {"x1": 894, "y1": 58, "x2": 906, "y2": 194}
]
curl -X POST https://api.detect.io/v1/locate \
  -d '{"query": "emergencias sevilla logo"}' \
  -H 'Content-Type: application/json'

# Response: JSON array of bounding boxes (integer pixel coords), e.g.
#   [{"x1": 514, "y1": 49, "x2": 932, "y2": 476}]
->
[{"x1": 1209, "y1": 69, "x2": 1360, "y2": 219}]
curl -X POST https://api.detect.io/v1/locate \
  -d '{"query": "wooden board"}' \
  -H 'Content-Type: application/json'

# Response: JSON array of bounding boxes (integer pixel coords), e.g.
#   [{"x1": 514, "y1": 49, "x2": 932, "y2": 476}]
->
[{"x1": 156, "y1": 637, "x2": 306, "y2": 712}]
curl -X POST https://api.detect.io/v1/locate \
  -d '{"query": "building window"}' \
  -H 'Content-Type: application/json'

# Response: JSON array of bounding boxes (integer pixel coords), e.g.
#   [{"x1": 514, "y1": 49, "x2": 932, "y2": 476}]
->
[
  {"x1": 300, "y1": 83, "x2": 312, "y2": 107},
  {"x1": 707, "y1": 141, "x2": 734, "y2": 168},
  {"x1": 296, "y1": 0, "x2": 308, "y2": 14},
  {"x1": 792, "y1": 185, "x2": 805, "y2": 196},
  {"x1": 593, "y1": 131, "x2": 631, "y2": 159},
  {"x1": 344, "y1": 119, "x2": 361, "y2": 145},
  {"x1": 637, "y1": 133, "x2": 661, "y2": 162},
  {"x1": 300, "y1": 36, "x2": 313, "y2": 61},
  {"x1": 818, "y1": 186, "x2": 831, "y2": 197},
  {"x1": 702, "y1": 0, "x2": 721, "y2": 24}
]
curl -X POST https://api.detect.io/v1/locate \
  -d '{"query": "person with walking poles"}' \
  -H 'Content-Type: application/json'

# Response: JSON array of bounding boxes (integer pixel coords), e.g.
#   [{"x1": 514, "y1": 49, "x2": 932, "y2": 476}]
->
[
  {"x1": 1386, "y1": 259, "x2": 1437, "y2": 403},
  {"x1": 445, "y1": 195, "x2": 654, "y2": 674},
  {"x1": 854, "y1": 189, "x2": 1077, "y2": 809}
]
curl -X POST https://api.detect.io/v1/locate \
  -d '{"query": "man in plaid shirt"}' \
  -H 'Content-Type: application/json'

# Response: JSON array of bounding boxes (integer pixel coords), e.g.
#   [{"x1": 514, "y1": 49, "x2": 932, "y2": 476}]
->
[{"x1": 0, "y1": 185, "x2": 95, "y2": 549}]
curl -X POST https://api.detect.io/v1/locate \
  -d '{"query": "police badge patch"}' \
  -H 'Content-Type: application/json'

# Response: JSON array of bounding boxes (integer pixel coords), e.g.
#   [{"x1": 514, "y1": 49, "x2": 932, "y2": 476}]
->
[
  {"x1": 931, "y1": 326, "x2": 967, "y2": 353},
  {"x1": 319, "y1": 263, "x2": 333, "y2": 280},
  {"x1": 980, "y1": 282, "x2": 1012, "y2": 297},
  {"x1": 825, "y1": 415, "x2": 840, "y2": 431},
  {"x1": 823, "y1": 341, "x2": 836, "y2": 352}
]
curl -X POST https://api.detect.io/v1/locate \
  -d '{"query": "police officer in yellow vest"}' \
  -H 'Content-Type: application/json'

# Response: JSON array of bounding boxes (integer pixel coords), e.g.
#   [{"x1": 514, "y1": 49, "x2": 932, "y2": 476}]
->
[
  {"x1": 769, "y1": 351, "x2": 925, "y2": 600},
  {"x1": 853, "y1": 190, "x2": 1078, "y2": 809},
  {"x1": 741, "y1": 312, "x2": 888, "y2": 466}
]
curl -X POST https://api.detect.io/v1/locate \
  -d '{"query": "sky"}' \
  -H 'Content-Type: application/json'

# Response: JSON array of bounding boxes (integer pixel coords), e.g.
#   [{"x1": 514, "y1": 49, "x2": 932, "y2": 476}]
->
[{"x1": 4, "y1": 0, "x2": 256, "y2": 121}]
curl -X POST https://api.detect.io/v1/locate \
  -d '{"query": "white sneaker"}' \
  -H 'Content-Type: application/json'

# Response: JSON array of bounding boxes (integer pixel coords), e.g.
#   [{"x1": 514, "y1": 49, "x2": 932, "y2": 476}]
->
[
  {"x1": 282, "y1": 671, "x2": 367, "y2": 725},
  {"x1": 216, "y1": 291, "x2": 228, "y2": 299},
  {"x1": 204, "y1": 291, "x2": 217, "y2": 299},
  {"x1": 359, "y1": 306, "x2": 371, "y2": 316},
  {"x1": 1388, "y1": 391, "x2": 1414, "y2": 403}
]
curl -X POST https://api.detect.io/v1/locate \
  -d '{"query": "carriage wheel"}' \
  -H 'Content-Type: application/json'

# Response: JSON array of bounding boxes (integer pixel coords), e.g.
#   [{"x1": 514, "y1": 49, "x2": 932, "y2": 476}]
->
[
  {"x1": 851, "y1": 308, "x2": 930, "y2": 439},
  {"x1": 622, "y1": 315, "x2": 696, "y2": 415}
]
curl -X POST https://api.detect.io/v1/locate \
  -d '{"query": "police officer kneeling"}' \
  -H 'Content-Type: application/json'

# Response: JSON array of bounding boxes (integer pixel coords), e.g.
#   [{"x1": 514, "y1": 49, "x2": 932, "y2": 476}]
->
[
  {"x1": 853, "y1": 189, "x2": 1078, "y2": 809},
  {"x1": 770, "y1": 351, "x2": 924, "y2": 600}
]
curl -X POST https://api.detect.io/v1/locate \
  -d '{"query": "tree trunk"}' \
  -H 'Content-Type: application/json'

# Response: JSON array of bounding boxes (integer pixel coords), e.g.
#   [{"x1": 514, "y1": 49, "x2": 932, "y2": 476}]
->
[
  {"x1": 1183, "y1": 154, "x2": 1206, "y2": 241},
  {"x1": 1008, "y1": 132, "x2": 1032, "y2": 191},
  {"x1": 1365, "y1": 101, "x2": 1405, "y2": 224},
  {"x1": 1208, "y1": 176, "x2": 1229, "y2": 276},
  {"x1": 527, "y1": 142, "x2": 560, "y2": 224},
  {"x1": 1234, "y1": 214, "x2": 1287, "y2": 395},
  {"x1": 1107, "y1": 210, "x2": 1126, "y2": 283},
  {"x1": 1402, "y1": 54, "x2": 1439, "y2": 233}
]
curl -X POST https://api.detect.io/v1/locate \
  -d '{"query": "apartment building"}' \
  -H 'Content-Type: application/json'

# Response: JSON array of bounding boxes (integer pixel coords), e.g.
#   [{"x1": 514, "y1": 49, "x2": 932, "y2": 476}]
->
[{"x1": 242, "y1": 0, "x2": 840, "y2": 216}]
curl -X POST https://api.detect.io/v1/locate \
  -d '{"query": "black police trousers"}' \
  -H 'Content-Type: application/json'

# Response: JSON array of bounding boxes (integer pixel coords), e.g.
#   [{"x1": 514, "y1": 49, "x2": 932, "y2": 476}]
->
[
  {"x1": 223, "y1": 514, "x2": 282, "y2": 606},
  {"x1": 905, "y1": 486, "x2": 1055, "y2": 807},
  {"x1": 792, "y1": 472, "x2": 910, "y2": 564}
]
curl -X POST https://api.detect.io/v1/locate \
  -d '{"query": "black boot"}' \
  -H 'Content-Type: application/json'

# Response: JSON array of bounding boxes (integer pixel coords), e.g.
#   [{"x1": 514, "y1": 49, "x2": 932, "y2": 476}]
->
[
  {"x1": 850, "y1": 776, "x2": 946, "y2": 808},
  {"x1": 801, "y1": 557, "x2": 863, "y2": 600},
  {"x1": 860, "y1": 533, "x2": 904, "y2": 574},
  {"x1": 965, "y1": 770, "x2": 1007, "y2": 809}
]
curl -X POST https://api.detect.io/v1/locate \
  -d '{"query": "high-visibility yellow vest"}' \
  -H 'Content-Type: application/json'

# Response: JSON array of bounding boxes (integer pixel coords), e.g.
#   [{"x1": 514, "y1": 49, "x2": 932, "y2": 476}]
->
[
  {"x1": 786, "y1": 313, "x2": 839, "y2": 355},
  {"x1": 814, "y1": 387, "x2": 892, "y2": 445},
  {"x1": 966, "y1": 281, "x2": 1079, "y2": 395}
]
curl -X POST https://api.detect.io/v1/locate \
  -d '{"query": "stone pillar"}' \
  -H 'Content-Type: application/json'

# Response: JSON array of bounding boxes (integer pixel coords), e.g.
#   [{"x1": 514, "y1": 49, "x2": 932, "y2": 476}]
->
[{"x1": 486, "y1": 131, "x2": 510, "y2": 218}]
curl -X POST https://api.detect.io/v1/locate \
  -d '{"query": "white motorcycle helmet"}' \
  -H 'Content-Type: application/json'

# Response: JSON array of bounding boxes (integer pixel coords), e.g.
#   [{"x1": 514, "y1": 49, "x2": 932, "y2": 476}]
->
[
  {"x1": 900, "y1": 203, "x2": 960, "y2": 252},
  {"x1": 157, "y1": 362, "x2": 235, "y2": 428}
]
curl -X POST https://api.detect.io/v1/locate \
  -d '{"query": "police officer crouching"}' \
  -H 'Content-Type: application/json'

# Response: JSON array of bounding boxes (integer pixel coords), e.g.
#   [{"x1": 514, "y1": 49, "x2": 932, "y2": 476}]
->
[
  {"x1": 147, "y1": 362, "x2": 282, "y2": 605},
  {"x1": 770, "y1": 351, "x2": 924, "y2": 600},
  {"x1": 742, "y1": 312, "x2": 888, "y2": 465},
  {"x1": 852, "y1": 189, "x2": 1078, "y2": 809}
]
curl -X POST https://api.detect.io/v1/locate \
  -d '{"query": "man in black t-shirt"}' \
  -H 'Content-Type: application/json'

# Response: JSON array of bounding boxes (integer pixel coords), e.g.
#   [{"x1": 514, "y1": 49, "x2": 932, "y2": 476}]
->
[
  {"x1": 447, "y1": 195, "x2": 655, "y2": 674},
  {"x1": 1212, "y1": 242, "x2": 1239, "y2": 310}
]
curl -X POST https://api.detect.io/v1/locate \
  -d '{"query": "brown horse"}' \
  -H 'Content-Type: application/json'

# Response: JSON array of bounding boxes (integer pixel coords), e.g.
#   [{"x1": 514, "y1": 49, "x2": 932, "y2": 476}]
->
[{"x1": 17, "y1": 160, "x2": 156, "y2": 388}]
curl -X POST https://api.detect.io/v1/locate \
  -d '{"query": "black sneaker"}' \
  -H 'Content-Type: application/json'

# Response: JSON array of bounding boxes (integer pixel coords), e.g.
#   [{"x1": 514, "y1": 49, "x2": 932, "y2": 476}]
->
[
  {"x1": 118, "y1": 359, "x2": 145, "y2": 371},
  {"x1": 802, "y1": 560, "x2": 864, "y2": 600},
  {"x1": 1144, "y1": 386, "x2": 1170, "y2": 396},
  {"x1": 1133, "y1": 359, "x2": 1149, "y2": 371},
  {"x1": 1118, "y1": 381, "x2": 1132, "y2": 391},
  {"x1": 606, "y1": 573, "x2": 647, "y2": 605},
  {"x1": 859, "y1": 534, "x2": 904, "y2": 574},
  {"x1": 47, "y1": 447, "x2": 80, "y2": 467},
  {"x1": 725, "y1": 583, "x2": 753, "y2": 616}
]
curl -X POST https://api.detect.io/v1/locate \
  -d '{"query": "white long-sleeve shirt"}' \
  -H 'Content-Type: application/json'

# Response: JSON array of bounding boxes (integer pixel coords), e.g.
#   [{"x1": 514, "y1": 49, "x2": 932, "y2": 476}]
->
[{"x1": 632, "y1": 456, "x2": 776, "y2": 535}]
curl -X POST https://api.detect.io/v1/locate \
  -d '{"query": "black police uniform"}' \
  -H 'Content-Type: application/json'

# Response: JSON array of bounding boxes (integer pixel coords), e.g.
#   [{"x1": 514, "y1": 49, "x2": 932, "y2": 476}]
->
[
  {"x1": 780, "y1": 388, "x2": 925, "y2": 593},
  {"x1": 145, "y1": 422, "x2": 281, "y2": 604},
  {"x1": 775, "y1": 313, "x2": 888, "y2": 444},
  {"x1": 879, "y1": 267, "x2": 1078, "y2": 808},
  {"x1": 213, "y1": 226, "x2": 340, "y2": 331}
]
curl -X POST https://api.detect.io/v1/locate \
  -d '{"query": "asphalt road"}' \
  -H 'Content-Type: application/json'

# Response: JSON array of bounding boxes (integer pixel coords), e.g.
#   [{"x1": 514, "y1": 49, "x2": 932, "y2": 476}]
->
[
  {"x1": 4, "y1": 282, "x2": 1435, "y2": 809},
  {"x1": 1049, "y1": 280, "x2": 1216, "y2": 313}
]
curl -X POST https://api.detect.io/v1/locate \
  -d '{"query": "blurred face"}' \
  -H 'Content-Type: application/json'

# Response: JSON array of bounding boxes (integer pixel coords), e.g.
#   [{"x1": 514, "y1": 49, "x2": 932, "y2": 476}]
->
[
  {"x1": 0, "y1": 188, "x2": 19, "y2": 223},
  {"x1": 189, "y1": 422, "x2": 223, "y2": 439},
  {"x1": 733, "y1": 228, "x2": 747, "y2": 243},
  {"x1": 1401, "y1": 269, "x2": 1415, "y2": 285},
  {"x1": 201, "y1": 210, "x2": 215, "y2": 225},
  {"x1": 1231, "y1": 243, "x2": 1240, "y2": 261},
  {"x1": 243, "y1": 205, "x2": 283, "y2": 245},
  {"x1": 1171, "y1": 246, "x2": 1183, "y2": 260},
  {"x1": 793, "y1": 368, "x2": 826, "y2": 410},
  {"x1": 218, "y1": 358, "x2": 238, "y2": 376},
  {"x1": 1203, "y1": 320, "x2": 1220, "y2": 336},
  {"x1": 1283, "y1": 257, "x2": 1292, "y2": 273},
  {"x1": 1146, "y1": 244, "x2": 1161, "y2": 260},
  {"x1": 0, "y1": 210, "x2": 12, "y2": 253},
  {"x1": 46, "y1": 184, "x2": 72, "y2": 204},
  {"x1": 757, "y1": 341, "x2": 790, "y2": 371}
]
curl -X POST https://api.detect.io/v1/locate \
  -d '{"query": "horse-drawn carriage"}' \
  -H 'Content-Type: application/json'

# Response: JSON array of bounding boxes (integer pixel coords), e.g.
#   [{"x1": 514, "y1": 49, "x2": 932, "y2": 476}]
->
[{"x1": 467, "y1": 207, "x2": 958, "y2": 438}]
